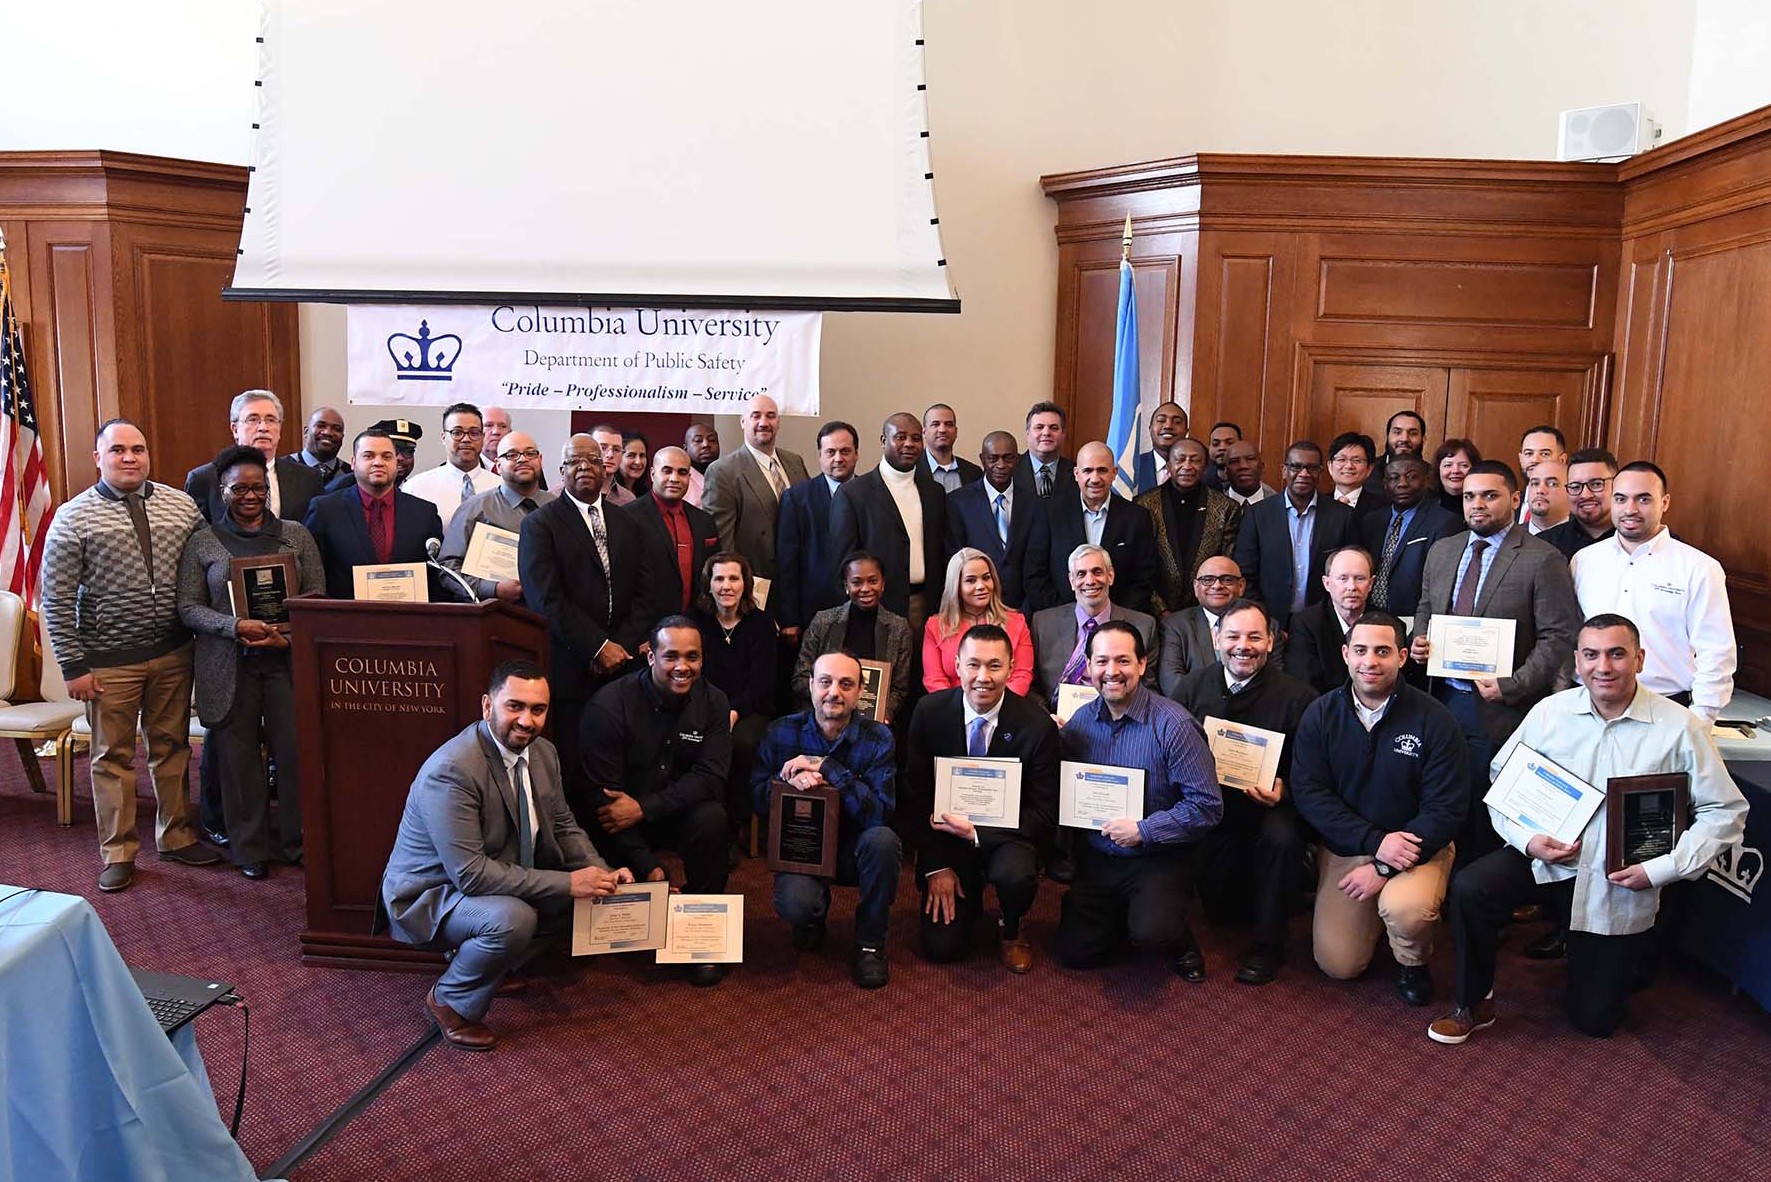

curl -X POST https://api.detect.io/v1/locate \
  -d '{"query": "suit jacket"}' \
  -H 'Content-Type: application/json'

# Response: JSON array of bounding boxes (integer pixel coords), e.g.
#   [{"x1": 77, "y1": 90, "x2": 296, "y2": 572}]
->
[
  {"x1": 1359, "y1": 500, "x2": 1461, "y2": 616},
  {"x1": 1283, "y1": 601, "x2": 1354, "y2": 694},
  {"x1": 1232, "y1": 493, "x2": 1354, "y2": 629},
  {"x1": 944, "y1": 480, "x2": 1038, "y2": 611},
  {"x1": 1158, "y1": 606, "x2": 1219, "y2": 698},
  {"x1": 519, "y1": 493, "x2": 662, "y2": 701},
  {"x1": 775, "y1": 475, "x2": 845, "y2": 628},
  {"x1": 792, "y1": 602, "x2": 915, "y2": 722},
  {"x1": 927, "y1": 454, "x2": 983, "y2": 490},
  {"x1": 829, "y1": 465, "x2": 948, "y2": 618},
  {"x1": 1414, "y1": 524, "x2": 1582, "y2": 744},
  {"x1": 1013, "y1": 453, "x2": 1074, "y2": 504},
  {"x1": 302, "y1": 484, "x2": 446, "y2": 600},
  {"x1": 624, "y1": 493, "x2": 720, "y2": 616},
  {"x1": 1025, "y1": 492, "x2": 1156, "y2": 617},
  {"x1": 700, "y1": 446, "x2": 809, "y2": 580},
  {"x1": 1029, "y1": 601, "x2": 1158, "y2": 705},
  {"x1": 381, "y1": 722, "x2": 608, "y2": 946},
  {"x1": 1136, "y1": 483, "x2": 1244, "y2": 615},
  {"x1": 186, "y1": 455, "x2": 323, "y2": 525},
  {"x1": 903, "y1": 688, "x2": 1060, "y2": 874}
]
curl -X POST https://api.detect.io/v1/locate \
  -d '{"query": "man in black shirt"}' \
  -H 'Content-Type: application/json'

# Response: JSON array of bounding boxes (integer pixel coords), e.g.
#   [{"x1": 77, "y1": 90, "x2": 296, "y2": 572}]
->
[
  {"x1": 1538, "y1": 448, "x2": 1617, "y2": 560},
  {"x1": 1173, "y1": 599, "x2": 1319, "y2": 985},
  {"x1": 581, "y1": 617, "x2": 733, "y2": 985}
]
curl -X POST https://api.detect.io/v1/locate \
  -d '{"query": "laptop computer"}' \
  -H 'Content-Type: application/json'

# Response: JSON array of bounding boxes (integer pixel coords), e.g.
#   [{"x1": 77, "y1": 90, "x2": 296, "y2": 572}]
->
[{"x1": 129, "y1": 967, "x2": 237, "y2": 1035}]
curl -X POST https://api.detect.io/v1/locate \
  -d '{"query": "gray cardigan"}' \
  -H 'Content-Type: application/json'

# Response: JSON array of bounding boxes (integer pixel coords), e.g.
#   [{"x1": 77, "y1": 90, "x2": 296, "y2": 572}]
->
[{"x1": 176, "y1": 518, "x2": 326, "y2": 724}]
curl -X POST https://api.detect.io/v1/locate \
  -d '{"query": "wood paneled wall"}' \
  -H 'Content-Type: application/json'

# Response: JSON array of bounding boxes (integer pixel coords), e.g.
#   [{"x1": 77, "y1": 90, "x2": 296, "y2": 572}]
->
[
  {"x1": 1044, "y1": 105, "x2": 1771, "y2": 691},
  {"x1": 0, "y1": 152, "x2": 300, "y2": 501}
]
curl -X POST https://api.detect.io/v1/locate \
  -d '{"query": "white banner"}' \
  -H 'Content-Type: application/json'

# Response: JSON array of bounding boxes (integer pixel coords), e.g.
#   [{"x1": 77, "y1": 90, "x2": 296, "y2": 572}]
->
[{"x1": 345, "y1": 305, "x2": 821, "y2": 414}]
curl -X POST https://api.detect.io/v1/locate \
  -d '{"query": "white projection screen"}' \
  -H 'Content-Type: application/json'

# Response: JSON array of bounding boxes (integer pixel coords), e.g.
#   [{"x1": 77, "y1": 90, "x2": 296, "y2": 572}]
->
[{"x1": 229, "y1": 0, "x2": 956, "y2": 312}]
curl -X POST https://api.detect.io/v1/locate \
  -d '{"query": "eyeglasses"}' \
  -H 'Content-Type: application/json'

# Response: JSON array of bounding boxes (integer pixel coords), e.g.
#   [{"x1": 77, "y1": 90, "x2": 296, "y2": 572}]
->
[
  {"x1": 235, "y1": 414, "x2": 281, "y2": 428},
  {"x1": 223, "y1": 483, "x2": 269, "y2": 497},
  {"x1": 1566, "y1": 478, "x2": 1612, "y2": 494},
  {"x1": 498, "y1": 448, "x2": 542, "y2": 462},
  {"x1": 1195, "y1": 574, "x2": 1244, "y2": 587},
  {"x1": 444, "y1": 427, "x2": 485, "y2": 440},
  {"x1": 1283, "y1": 462, "x2": 1323, "y2": 474}
]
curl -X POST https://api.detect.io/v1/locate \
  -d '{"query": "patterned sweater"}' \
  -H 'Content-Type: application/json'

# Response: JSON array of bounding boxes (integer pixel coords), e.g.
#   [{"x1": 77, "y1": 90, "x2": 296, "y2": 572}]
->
[{"x1": 41, "y1": 480, "x2": 202, "y2": 679}]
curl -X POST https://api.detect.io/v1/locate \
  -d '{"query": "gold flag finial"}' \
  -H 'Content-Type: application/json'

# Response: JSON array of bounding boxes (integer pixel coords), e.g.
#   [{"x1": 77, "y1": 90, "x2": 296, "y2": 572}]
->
[{"x1": 1120, "y1": 214, "x2": 1133, "y2": 261}]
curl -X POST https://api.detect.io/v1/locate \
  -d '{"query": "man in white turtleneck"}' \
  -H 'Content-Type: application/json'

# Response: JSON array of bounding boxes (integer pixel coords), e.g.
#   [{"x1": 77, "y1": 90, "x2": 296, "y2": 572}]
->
[{"x1": 830, "y1": 412, "x2": 948, "y2": 654}]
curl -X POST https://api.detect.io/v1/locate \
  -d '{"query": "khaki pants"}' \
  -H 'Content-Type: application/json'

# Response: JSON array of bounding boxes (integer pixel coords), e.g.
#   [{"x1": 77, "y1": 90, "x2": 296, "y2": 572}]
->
[
  {"x1": 88, "y1": 645, "x2": 197, "y2": 865},
  {"x1": 1312, "y1": 844, "x2": 1453, "y2": 978}
]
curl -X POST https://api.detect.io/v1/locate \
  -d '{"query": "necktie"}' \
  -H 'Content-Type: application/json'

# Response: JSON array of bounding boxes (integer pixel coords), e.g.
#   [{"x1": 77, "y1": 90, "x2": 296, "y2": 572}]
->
[
  {"x1": 122, "y1": 492, "x2": 154, "y2": 572},
  {"x1": 1060, "y1": 618, "x2": 1098, "y2": 689},
  {"x1": 767, "y1": 458, "x2": 787, "y2": 500},
  {"x1": 993, "y1": 493, "x2": 1009, "y2": 547},
  {"x1": 1036, "y1": 465, "x2": 1053, "y2": 498},
  {"x1": 370, "y1": 498, "x2": 393, "y2": 563},
  {"x1": 1452, "y1": 539, "x2": 1488, "y2": 616},
  {"x1": 1372, "y1": 512, "x2": 1406, "y2": 610},
  {"x1": 268, "y1": 468, "x2": 281, "y2": 518},
  {"x1": 518, "y1": 498, "x2": 537, "y2": 515},
  {"x1": 513, "y1": 756, "x2": 534, "y2": 869},
  {"x1": 1229, "y1": 678, "x2": 1247, "y2": 695},
  {"x1": 462, "y1": 471, "x2": 476, "y2": 501},
  {"x1": 967, "y1": 715, "x2": 989, "y2": 758},
  {"x1": 585, "y1": 503, "x2": 614, "y2": 613}
]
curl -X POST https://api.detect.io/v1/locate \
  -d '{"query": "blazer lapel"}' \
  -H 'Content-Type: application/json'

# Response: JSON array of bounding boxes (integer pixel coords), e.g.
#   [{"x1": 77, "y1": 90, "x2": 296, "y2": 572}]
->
[
  {"x1": 340, "y1": 491, "x2": 375, "y2": 562},
  {"x1": 475, "y1": 725, "x2": 524, "y2": 838},
  {"x1": 738, "y1": 450, "x2": 776, "y2": 507},
  {"x1": 1475, "y1": 529, "x2": 1523, "y2": 615}
]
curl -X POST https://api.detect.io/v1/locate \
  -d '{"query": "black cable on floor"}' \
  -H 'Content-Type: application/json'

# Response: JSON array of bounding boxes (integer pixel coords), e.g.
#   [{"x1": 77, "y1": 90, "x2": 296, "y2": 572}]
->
[{"x1": 261, "y1": 1024, "x2": 440, "y2": 1180}]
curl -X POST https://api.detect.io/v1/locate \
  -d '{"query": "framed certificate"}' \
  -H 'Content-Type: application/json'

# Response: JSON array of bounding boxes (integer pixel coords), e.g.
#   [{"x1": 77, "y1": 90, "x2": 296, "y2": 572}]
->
[
  {"x1": 1426, "y1": 614, "x2": 1515, "y2": 679},
  {"x1": 857, "y1": 660, "x2": 892, "y2": 722},
  {"x1": 1203, "y1": 715, "x2": 1284, "y2": 795},
  {"x1": 766, "y1": 780, "x2": 840, "y2": 877},
  {"x1": 1483, "y1": 744, "x2": 1603, "y2": 847},
  {"x1": 932, "y1": 756, "x2": 1022, "y2": 829},
  {"x1": 1605, "y1": 773, "x2": 1689, "y2": 873},
  {"x1": 1055, "y1": 683, "x2": 1100, "y2": 723},
  {"x1": 460, "y1": 522, "x2": 520, "y2": 583},
  {"x1": 655, "y1": 895, "x2": 744, "y2": 964},
  {"x1": 228, "y1": 554, "x2": 299, "y2": 632},
  {"x1": 571, "y1": 880, "x2": 669, "y2": 955},
  {"x1": 1058, "y1": 760, "x2": 1145, "y2": 829},
  {"x1": 352, "y1": 562, "x2": 429, "y2": 602}
]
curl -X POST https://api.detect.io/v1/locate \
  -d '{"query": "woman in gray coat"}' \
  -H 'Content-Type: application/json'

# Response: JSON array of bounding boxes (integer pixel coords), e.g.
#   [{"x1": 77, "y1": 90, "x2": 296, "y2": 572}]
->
[{"x1": 177, "y1": 445, "x2": 326, "y2": 879}]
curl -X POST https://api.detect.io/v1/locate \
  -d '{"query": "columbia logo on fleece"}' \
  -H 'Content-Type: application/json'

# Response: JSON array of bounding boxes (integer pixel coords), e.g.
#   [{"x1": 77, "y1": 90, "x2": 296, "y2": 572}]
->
[{"x1": 1392, "y1": 733, "x2": 1423, "y2": 758}]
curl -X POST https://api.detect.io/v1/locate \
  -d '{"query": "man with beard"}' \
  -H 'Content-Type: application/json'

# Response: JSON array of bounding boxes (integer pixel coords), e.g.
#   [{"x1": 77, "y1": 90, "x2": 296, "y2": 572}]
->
[
  {"x1": 288, "y1": 405, "x2": 346, "y2": 484},
  {"x1": 1205, "y1": 422, "x2": 1242, "y2": 491},
  {"x1": 1174, "y1": 598, "x2": 1318, "y2": 984},
  {"x1": 440, "y1": 430, "x2": 554, "y2": 603},
  {"x1": 921, "y1": 403, "x2": 981, "y2": 493},
  {"x1": 1539, "y1": 448, "x2": 1617, "y2": 559},
  {"x1": 1524, "y1": 460, "x2": 1571, "y2": 536},
  {"x1": 1361, "y1": 410, "x2": 1428, "y2": 500},
  {"x1": 1137, "y1": 436, "x2": 1243, "y2": 616}
]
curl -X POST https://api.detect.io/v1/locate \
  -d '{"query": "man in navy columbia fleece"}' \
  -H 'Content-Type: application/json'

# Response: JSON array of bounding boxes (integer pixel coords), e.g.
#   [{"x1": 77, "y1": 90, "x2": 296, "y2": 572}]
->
[{"x1": 1290, "y1": 611, "x2": 1468, "y2": 1007}]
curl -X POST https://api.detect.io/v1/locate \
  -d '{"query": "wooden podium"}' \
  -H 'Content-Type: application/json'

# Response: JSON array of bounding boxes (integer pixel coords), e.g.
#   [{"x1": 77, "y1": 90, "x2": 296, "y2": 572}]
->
[{"x1": 288, "y1": 597, "x2": 547, "y2": 968}]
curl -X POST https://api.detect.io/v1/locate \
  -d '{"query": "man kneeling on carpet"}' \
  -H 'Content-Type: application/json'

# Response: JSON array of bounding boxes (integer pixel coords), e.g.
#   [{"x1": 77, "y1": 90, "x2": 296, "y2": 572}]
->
[{"x1": 383, "y1": 660, "x2": 632, "y2": 1050}]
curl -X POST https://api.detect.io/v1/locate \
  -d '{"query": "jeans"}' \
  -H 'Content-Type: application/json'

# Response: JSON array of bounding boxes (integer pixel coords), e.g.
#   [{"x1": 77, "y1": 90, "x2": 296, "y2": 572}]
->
[{"x1": 773, "y1": 826, "x2": 902, "y2": 949}]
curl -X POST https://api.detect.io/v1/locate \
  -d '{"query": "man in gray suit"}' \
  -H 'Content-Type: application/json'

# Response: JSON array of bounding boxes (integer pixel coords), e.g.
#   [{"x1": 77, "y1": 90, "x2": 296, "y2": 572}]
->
[
  {"x1": 1411, "y1": 460, "x2": 1580, "y2": 865},
  {"x1": 1031, "y1": 543, "x2": 1157, "y2": 709},
  {"x1": 1158, "y1": 555, "x2": 1247, "y2": 697},
  {"x1": 382, "y1": 661, "x2": 631, "y2": 1051},
  {"x1": 700, "y1": 394, "x2": 810, "y2": 582}
]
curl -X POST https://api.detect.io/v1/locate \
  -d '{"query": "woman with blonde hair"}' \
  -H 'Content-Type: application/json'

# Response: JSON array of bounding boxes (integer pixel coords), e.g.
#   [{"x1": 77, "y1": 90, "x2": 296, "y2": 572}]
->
[{"x1": 921, "y1": 548, "x2": 1034, "y2": 694}]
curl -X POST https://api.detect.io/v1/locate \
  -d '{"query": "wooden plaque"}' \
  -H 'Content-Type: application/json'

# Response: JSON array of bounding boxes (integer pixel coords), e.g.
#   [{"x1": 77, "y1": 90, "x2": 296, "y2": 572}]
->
[
  {"x1": 228, "y1": 553, "x2": 300, "y2": 632},
  {"x1": 767, "y1": 780, "x2": 840, "y2": 878},
  {"x1": 857, "y1": 659, "x2": 891, "y2": 722},
  {"x1": 1605, "y1": 773, "x2": 1689, "y2": 874}
]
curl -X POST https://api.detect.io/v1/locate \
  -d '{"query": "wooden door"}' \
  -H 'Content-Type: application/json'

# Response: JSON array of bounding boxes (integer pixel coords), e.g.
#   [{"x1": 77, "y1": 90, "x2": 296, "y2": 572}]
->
[
  {"x1": 1445, "y1": 366, "x2": 1589, "y2": 464},
  {"x1": 1308, "y1": 362, "x2": 1449, "y2": 453}
]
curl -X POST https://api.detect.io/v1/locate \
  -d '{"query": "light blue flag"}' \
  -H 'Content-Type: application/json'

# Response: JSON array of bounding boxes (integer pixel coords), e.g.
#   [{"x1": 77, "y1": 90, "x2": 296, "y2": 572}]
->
[{"x1": 1104, "y1": 255, "x2": 1142, "y2": 499}]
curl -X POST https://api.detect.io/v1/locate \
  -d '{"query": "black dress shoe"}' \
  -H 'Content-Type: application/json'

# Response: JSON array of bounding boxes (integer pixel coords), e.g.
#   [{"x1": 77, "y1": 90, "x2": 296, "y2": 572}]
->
[
  {"x1": 202, "y1": 826, "x2": 230, "y2": 848},
  {"x1": 1235, "y1": 951, "x2": 1281, "y2": 986},
  {"x1": 1172, "y1": 949, "x2": 1207, "y2": 984},
  {"x1": 1045, "y1": 851, "x2": 1076, "y2": 884},
  {"x1": 686, "y1": 963, "x2": 727, "y2": 988},
  {"x1": 240, "y1": 861, "x2": 270, "y2": 880},
  {"x1": 1396, "y1": 964, "x2": 1434, "y2": 1007},
  {"x1": 1523, "y1": 929, "x2": 1566, "y2": 960}
]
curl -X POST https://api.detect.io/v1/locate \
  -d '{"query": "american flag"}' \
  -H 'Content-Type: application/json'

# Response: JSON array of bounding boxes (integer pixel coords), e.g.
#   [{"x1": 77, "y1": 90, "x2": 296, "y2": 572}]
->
[{"x1": 1, "y1": 239, "x2": 55, "y2": 609}]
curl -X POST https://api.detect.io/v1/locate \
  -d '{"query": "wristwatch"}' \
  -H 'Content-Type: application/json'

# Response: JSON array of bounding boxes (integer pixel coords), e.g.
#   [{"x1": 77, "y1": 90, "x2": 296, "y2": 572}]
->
[{"x1": 1373, "y1": 859, "x2": 1398, "y2": 879}]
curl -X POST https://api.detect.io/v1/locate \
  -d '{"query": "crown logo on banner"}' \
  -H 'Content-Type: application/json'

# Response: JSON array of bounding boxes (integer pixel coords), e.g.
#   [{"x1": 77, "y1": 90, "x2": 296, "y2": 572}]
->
[
  {"x1": 387, "y1": 320, "x2": 462, "y2": 381},
  {"x1": 1705, "y1": 844, "x2": 1764, "y2": 904}
]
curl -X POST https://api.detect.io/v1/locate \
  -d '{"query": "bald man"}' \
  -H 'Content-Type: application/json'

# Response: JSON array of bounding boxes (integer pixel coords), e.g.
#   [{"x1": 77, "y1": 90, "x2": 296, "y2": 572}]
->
[
  {"x1": 624, "y1": 446, "x2": 721, "y2": 616},
  {"x1": 288, "y1": 405, "x2": 346, "y2": 483},
  {"x1": 1025, "y1": 441, "x2": 1156, "y2": 617},
  {"x1": 701, "y1": 394, "x2": 809, "y2": 583},
  {"x1": 945, "y1": 430, "x2": 1034, "y2": 609},
  {"x1": 440, "y1": 430, "x2": 554, "y2": 602},
  {"x1": 830, "y1": 412, "x2": 948, "y2": 639}
]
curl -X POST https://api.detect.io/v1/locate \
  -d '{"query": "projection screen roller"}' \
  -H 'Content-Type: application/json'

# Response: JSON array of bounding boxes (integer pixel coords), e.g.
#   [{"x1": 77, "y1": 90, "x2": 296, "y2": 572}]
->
[{"x1": 229, "y1": 0, "x2": 957, "y2": 311}]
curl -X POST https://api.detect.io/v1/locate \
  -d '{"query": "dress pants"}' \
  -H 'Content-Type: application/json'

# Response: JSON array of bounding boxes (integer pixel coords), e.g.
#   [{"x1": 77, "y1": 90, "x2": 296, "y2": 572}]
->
[
  {"x1": 592, "y1": 799, "x2": 730, "y2": 894},
  {"x1": 1312, "y1": 845, "x2": 1453, "y2": 979},
  {"x1": 1054, "y1": 844, "x2": 1195, "y2": 969},
  {"x1": 1440, "y1": 684, "x2": 1501, "y2": 867},
  {"x1": 1195, "y1": 793, "x2": 1308, "y2": 957},
  {"x1": 917, "y1": 839, "x2": 1039, "y2": 963},
  {"x1": 198, "y1": 741, "x2": 225, "y2": 837},
  {"x1": 213, "y1": 657, "x2": 302, "y2": 866},
  {"x1": 1448, "y1": 846, "x2": 1644, "y2": 1037},
  {"x1": 774, "y1": 826, "x2": 902, "y2": 949},
  {"x1": 87, "y1": 646, "x2": 199, "y2": 865},
  {"x1": 551, "y1": 696, "x2": 593, "y2": 825},
  {"x1": 432, "y1": 895, "x2": 560, "y2": 1023},
  {"x1": 729, "y1": 713, "x2": 771, "y2": 840}
]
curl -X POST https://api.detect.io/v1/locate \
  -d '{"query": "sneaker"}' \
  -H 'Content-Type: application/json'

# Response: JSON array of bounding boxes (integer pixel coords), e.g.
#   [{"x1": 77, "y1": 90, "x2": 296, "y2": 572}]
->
[
  {"x1": 851, "y1": 946, "x2": 890, "y2": 989},
  {"x1": 158, "y1": 843, "x2": 222, "y2": 867},
  {"x1": 1428, "y1": 998, "x2": 1497, "y2": 1045},
  {"x1": 98, "y1": 861, "x2": 135, "y2": 892}
]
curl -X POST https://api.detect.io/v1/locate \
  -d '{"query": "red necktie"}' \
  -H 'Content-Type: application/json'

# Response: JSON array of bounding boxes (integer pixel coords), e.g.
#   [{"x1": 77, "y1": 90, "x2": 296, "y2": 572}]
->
[{"x1": 371, "y1": 498, "x2": 394, "y2": 563}]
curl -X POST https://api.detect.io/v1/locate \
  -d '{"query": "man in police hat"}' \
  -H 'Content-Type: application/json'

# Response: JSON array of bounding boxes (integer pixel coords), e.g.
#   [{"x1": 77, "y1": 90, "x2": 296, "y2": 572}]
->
[{"x1": 371, "y1": 417, "x2": 424, "y2": 487}]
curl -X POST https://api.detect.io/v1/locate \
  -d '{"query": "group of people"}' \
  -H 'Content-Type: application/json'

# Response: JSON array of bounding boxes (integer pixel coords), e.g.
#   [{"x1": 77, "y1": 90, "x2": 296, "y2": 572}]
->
[{"x1": 37, "y1": 388, "x2": 1749, "y2": 1056}]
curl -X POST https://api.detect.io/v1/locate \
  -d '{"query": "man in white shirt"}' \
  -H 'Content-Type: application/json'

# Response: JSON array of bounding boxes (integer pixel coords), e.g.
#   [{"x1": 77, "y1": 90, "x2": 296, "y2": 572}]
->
[
  {"x1": 1429, "y1": 614, "x2": 1746, "y2": 1044},
  {"x1": 1326, "y1": 431, "x2": 1375, "y2": 511},
  {"x1": 1524, "y1": 460, "x2": 1570, "y2": 535},
  {"x1": 1222, "y1": 440, "x2": 1277, "y2": 506},
  {"x1": 1570, "y1": 461, "x2": 1736, "y2": 724},
  {"x1": 402, "y1": 402, "x2": 502, "y2": 522},
  {"x1": 829, "y1": 412, "x2": 946, "y2": 638},
  {"x1": 588, "y1": 423, "x2": 636, "y2": 507}
]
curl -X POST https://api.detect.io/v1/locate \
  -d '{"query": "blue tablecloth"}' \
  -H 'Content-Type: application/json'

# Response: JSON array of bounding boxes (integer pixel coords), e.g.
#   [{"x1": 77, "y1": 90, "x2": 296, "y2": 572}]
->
[
  {"x1": 1680, "y1": 756, "x2": 1771, "y2": 1012},
  {"x1": 0, "y1": 888, "x2": 266, "y2": 1182}
]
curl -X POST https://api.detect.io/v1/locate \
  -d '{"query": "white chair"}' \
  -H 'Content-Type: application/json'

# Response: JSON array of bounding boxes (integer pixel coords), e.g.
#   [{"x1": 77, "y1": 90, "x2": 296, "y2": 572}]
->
[{"x1": 0, "y1": 599, "x2": 85, "y2": 824}]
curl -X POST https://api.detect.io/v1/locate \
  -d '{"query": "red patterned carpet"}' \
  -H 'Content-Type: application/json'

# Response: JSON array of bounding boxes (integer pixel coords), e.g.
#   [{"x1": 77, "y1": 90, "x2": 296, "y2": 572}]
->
[{"x1": 5, "y1": 753, "x2": 1770, "y2": 1182}]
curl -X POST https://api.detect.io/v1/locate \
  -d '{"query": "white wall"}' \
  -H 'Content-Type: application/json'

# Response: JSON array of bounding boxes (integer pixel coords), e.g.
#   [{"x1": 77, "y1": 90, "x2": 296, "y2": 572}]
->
[{"x1": 7, "y1": 0, "x2": 1753, "y2": 468}]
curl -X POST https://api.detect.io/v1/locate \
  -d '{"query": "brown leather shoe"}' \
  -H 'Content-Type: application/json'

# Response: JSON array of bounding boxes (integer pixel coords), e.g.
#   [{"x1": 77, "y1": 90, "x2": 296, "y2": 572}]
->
[
  {"x1": 98, "y1": 861, "x2": 135, "y2": 893},
  {"x1": 1000, "y1": 936, "x2": 1034, "y2": 974},
  {"x1": 1427, "y1": 997, "x2": 1497, "y2": 1045},
  {"x1": 426, "y1": 988, "x2": 496, "y2": 1051},
  {"x1": 493, "y1": 975, "x2": 527, "y2": 997}
]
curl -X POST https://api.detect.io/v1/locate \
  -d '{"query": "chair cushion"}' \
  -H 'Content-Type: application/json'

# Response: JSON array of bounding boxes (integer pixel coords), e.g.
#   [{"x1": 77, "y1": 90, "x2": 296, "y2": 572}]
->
[{"x1": 0, "y1": 702, "x2": 84, "y2": 732}]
